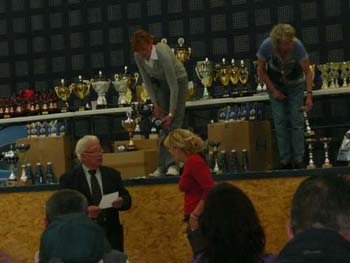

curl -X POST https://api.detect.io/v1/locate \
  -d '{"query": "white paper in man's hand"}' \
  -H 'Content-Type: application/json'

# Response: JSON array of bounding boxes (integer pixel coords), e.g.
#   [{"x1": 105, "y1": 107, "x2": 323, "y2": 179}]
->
[{"x1": 99, "y1": 191, "x2": 119, "y2": 209}]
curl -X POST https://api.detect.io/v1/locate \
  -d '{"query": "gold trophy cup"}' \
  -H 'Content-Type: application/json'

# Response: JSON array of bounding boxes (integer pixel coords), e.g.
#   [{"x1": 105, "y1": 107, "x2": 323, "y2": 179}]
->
[
  {"x1": 55, "y1": 79, "x2": 72, "y2": 113},
  {"x1": 121, "y1": 112, "x2": 137, "y2": 151},
  {"x1": 172, "y1": 37, "x2": 191, "y2": 64},
  {"x1": 70, "y1": 75, "x2": 91, "y2": 111},
  {"x1": 238, "y1": 60, "x2": 249, "y2": 85}
]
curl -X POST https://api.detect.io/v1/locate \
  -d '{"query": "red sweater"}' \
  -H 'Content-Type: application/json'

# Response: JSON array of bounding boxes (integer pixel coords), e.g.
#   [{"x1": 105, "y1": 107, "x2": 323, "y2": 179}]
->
[{"x1": 179, "y1": 153, "x2": 215, "y2": 216}]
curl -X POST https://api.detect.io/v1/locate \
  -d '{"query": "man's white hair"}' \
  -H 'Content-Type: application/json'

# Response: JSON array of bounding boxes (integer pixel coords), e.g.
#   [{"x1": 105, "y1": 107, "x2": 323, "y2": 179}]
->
[{"x1": 75, "y1": 135, "x2": 100, "y2": 161}]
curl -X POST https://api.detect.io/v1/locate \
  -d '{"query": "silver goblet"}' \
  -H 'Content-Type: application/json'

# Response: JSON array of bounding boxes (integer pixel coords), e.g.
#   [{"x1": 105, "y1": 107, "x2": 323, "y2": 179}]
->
[
  {"x1": 320, "y1": 137, "x2": 332, "y2": 168},
  {"x1": 305, "y1": 138, "x2": 317, "y2": 169}
]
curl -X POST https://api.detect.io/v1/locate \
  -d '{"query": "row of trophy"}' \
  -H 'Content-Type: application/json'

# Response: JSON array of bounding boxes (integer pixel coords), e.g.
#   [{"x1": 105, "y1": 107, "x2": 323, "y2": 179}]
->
[
  {"x1": 55, "y1": 69, "x2": 140, "y2": 112},
  {"x1": 26, "y1": 120, "x2": 66, "y2": 138},
  {"x1": 195, "y1": 58, "x2": 251, "y2": 99},
  {"x1": 207, "y1": 141, "x2": 249, "y2": 174},
  {"x1": 0, "y1": 90, "x2": 59, "y2": 118},
  {"x1": 317, "y1": 61, "x2": 350, "y2": 89},
  {"x1": 303, "y1": 109, "x2": 333, "y2": 169},
  {"x1": 216, "y1": 103, "x2": 265, "y2": 122}
]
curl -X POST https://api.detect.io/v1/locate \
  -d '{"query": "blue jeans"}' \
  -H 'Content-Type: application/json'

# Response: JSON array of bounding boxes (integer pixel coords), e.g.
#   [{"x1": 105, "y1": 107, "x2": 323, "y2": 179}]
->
[
  {"x1": 268, "y1": 82, "x2": 305, "y2": 163},
  {"x1": 155, "y1": 77, "x2": 188, "y2": 172}
]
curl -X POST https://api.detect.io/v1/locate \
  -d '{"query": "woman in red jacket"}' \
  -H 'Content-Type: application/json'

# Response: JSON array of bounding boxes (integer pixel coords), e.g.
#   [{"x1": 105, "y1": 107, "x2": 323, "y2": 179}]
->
[{"x1": 164, "y1": 129, "x2": 214, "y2": 231}]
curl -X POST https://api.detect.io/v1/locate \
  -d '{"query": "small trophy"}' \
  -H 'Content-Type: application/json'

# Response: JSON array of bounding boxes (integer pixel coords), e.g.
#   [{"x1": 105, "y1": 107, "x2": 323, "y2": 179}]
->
[
  {"x1": 340, "y1": 61, "x2": 350, "y2": 87},
  {"x1": 195, "y1": 58, "x2": 214, "y2": 99},
  {"x1": 208, "y1": 141, "x2": 220, "y2": 174},
  {"x1": 70, "y1": 75, "x2": 91, "y2": 111},
  {"x1": 320, "y1": 137, "x2": 332, "y2": 168},
  {"x1": 91, "y1": 71, "x2": 111, "y2": 109},
  {"x1": 1, "y1": 145, "x2": 19, "y2": 186},
  {"x1": 241, "y1": 148, "x2": 249, "y2": 171},
  {"x1": 55, "y1": 79, "x2": 71, "y2": 113},
  {"x1": 328, "y1": 62, "x2": 340, "y2": 89},
  {"x1": 317, "y1": 64, "x2": 329, "y2": 90},
  {"x1": 172, "y1": 37, "x2": 191, "y2": 64},
  {"x1": 121, "y1": 112, "x2": 137, "y2": 151},
  {"x1": 230, "y1": 149, "x2": 239, "y2": 173},
  {"x1": 15, "y1": 144, "x2": 30, "y2": 178},
  {"x1": 238, "y1": 60, "x2": 249, "y2": 95},
  {"x1": 305, "y1": 138, "x2": 317, "y2": 169}
]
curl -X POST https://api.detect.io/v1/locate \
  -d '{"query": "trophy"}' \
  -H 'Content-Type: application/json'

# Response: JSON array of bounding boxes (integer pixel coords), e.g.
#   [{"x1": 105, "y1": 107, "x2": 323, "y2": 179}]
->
[
  {"x1": 15, "y1": 144, "x2": 30, "y2": 176},
  {"x1": 55, "y1": 79, "x2": 71, "y2": 113},
  {"x1": 241, "y1": 148, "x2": 249, "y2": 171},
  {"x1": 172, "y1": 37, "x2": 191, "y2": 64},
  {"x1": 300, "y1": 106, "x2": 315, "y2": 137},
  {"x1": 113, "y1": 66, "x2": 139, "y2": 106},
  {"x1": 215, "y1": 58, "x2": 230, "y2": 97},
  {"x1": 208, "y1": 141, "x2": 221, "y2": 174},
  {"x1": 136, "y1": 82, "x2": 150, "y2": 103},
  {"x1": 340, "y1": 61, "x2": 350, "y2": 87},
  {"x1": 70, "y1": 75, "x2": 91, "y2": 111},
  {"x1": 320, "y1": 137, "x2": 332, "y2": 168},
  {"x1": 317, "y1": 64, "x2": 329, "y2": 89},
  {"x1": 328, "y1": 62, "x2": 340, "y2": 89},
  {"x1": 1, "y1": 145, "x2": 19, "y2": 186},
  {"x1": 229, "y1": 59, "x2": 239, "y2": 96},
  {"x1": 195, "y1": 58, "x2": 213, "y2": 99},
  {"x1": 238, "y1": 60, "x2": 249, "y2": 95},
  {"x1": 121, "y1": 112, "x2": 137, "y2": 151},
  {"x1": 91, "y1": 71, "x2": 111, "y2": 109},
  {"x1": 305, "y1": 138, "x2": 317, "y2": 169},
  {"x1": 337, "y1": 130, "x2": 350, "y2": 163},
  {"x1": 310, "y1": 64, "x2": 316, "y2": 87},
  {"x1": 230, "y1": 149, "x2": 239, "y2": 173}
]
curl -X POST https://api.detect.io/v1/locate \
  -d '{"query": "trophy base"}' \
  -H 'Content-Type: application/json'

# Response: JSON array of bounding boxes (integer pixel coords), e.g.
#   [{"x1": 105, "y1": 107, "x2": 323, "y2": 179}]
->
[
  {"x1": 322, "y1": 162, "x2": 333, "y2": 168},
  {"x1": 78, "y1": 106, "x2": 85, "y2": 112},
  {"x1": 7, "y1": 180, "x2": 17, "y2": 187},
  {"x1": 307, "y1": 163, "x2": 317, "y2": 169},
  {"x1": 60, "y1": 108, "x2": 68, "y2": 113},
  {"x1": 42, "y1": 111, "x2": 49, "y2": 115},
  {"x1": 96, "y1": 104, "x2": 108, "y2": 109},
  {"x1": 3, "y1": 114, "x2": 11, "y2": 118},
  {"x1": 127, "y1": 146, "x2": 136, "y2": 151}
]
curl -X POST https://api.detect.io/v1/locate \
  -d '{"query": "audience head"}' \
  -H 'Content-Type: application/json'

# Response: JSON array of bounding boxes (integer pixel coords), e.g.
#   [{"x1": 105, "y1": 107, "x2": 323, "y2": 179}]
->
[
  {"x1": 46, "y1": 189, "x2": 88, "y2": 224},
  {"x1": 270, "y1": 23, "x2": 295, "y2": 51},
  {"x1": 290, "y1": 175, "x2": 350, "y2": 239},
  {"x1": 164, "y1": 129, "x2": 204, "y2": 162},
  {"x1": 200, "y1": 183, "x2": 265, "y2": 263},
  {"x1": 75, "y1": 135, "x2": 103, "y2": 170},
  {"x1": 130, "y1": 29, "x2": 155, "y2": 59}
]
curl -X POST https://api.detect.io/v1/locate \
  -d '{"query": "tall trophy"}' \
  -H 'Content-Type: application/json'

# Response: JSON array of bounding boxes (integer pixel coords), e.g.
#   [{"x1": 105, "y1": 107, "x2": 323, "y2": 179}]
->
[
  {"x1": 172, "y1": 37, "x2": 191, "y2": 64},
  {"x1": 229, "y1": 59, "x2": 239, "y2": 96},
  {"x1": 121, "y1": 112, "x2": 137, "y2": 151},
  {"x1": 195, "y1": 58, "x2": 213, "y2": 99},
  {"x1": 136, "y1": 82, "x2": 150, "y2": 103},
  {"x1": 113, "y1": 66, "x2": 139, "y2": 106},
  {"x1": 340, "y1": 61, "x2": 350, "y2": 87},
  {"x1": 70, "y1": 75, "x2": 91, "y2": 111},
  {"x1": 317, "y1": 64, "x2": 329, "y2": 89},
  {"x1": 320, "y1": 137, "x2": 332, "y2": 168},
  {"x1": 55, "y1": 79, "x2": 72, "y2": 113},
  {"x1": 306, "y1": 138, "x2": 317, "y2": 169},
  {"x1": 215, "y1": 58, "x2": 230, "y2": 97},
  {"x1": 238, "y1": 60, "x2": 249, "y2": 95},
  {"x1": 300, "y1": 106, "x2": 315, "y2": 137},
  {"x1": 91, "y1": 71, "x2": 111, "y2": 109}
]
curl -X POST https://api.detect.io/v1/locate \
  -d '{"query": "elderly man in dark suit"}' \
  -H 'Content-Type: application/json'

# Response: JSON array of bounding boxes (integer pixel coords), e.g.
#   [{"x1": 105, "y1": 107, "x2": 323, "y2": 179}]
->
[{"x1": 60, "y1": 135, "x2": 131, "y2": 252}]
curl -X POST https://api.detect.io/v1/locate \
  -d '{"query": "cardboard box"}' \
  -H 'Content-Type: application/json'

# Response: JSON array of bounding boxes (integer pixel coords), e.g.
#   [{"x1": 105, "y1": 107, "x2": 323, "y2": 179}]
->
[
  {"x1": 103, "y1": 149, "x2": 158, "y2": 178},
  {"x1": 114, "y1": 138, "x2": 159, "y2": 151},
  {"x1": 16, "y1": 136, "x2": 72, "y2": 181},
  {"x1": 208, "y1": 121, "x2": 275, "y2": 171}
]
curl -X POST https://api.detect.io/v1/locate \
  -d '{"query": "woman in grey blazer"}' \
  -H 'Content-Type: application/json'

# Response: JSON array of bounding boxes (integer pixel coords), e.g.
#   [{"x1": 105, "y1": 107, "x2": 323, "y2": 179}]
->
[{"x1": 131, "y1": 29, "x2": 188, "y2": 177}]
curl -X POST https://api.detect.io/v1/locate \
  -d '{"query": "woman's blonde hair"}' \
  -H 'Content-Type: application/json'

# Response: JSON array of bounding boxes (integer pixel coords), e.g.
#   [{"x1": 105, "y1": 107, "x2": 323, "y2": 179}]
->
[
  {"x1": 164, "y1": 129, "x2": 204, "y2": 155},
  {"x1": 270, "y1": 23, "x2": 295, "y2": 49}
]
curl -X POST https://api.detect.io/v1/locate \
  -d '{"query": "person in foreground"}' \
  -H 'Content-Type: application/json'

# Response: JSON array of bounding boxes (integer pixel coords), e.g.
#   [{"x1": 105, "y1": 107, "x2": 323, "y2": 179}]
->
[
  {"x1": 257, "y1": 23, "x2": 313, "y2": 169},
  {"x1": 39, "y1": 189, "x2": 129, "y2": 263},
  {"x1": 192, "y1": 183, "x2": 276, "y2": 263},
  {"x1": 164, "y1": 128, "x2": 214, "y2": 254},
  {"x1": 275, "y1": 175, "x2": 350, "y2": 263},
  {"x1": 131, "y1": 29, "x2": 188, "y2": 177},
  {"x1": 59, "y1": 135, "x2": 131, "y2": 251}
]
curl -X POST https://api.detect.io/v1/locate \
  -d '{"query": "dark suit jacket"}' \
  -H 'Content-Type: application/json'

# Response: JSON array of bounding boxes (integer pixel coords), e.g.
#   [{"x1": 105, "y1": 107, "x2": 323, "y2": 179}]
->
[{"x1": 59, "y1": 164, "x2": 132, "y2": 251}]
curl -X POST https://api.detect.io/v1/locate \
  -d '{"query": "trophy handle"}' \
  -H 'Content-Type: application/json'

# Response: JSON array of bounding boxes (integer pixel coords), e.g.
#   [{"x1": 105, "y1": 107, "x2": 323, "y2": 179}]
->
[{"x1": 114, "y1": 74, "x2": 120, "y2": 81}]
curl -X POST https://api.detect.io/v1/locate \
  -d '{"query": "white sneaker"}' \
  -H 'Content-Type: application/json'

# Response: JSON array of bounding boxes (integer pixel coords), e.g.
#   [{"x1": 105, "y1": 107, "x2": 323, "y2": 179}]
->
[
  {"x1": 149, "y1": 168, "x2": 164, "y2": 177},
  {"x1": 166, "y1": 166, "x2": 179, "y2": 176}
]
